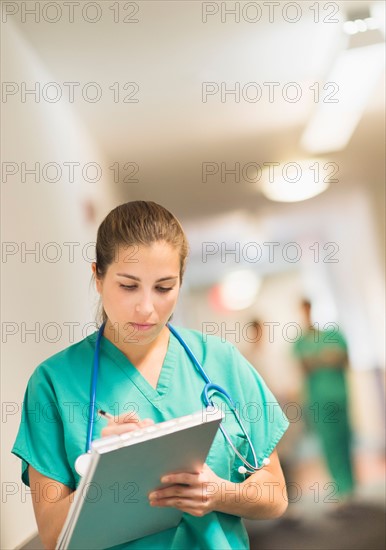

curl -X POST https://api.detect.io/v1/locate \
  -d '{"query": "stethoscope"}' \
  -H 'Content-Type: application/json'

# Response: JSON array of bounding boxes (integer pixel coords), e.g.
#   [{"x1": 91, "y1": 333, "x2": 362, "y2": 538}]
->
[{"x1": 75, "y1": 322, "x2": 270, "y2": 477}]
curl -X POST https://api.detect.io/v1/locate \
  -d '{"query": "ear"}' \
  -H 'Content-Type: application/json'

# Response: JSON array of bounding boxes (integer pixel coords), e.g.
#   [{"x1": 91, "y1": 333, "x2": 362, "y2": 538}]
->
[{"x1": 92, "y1": 262, "x2": 103, "y2": 294}]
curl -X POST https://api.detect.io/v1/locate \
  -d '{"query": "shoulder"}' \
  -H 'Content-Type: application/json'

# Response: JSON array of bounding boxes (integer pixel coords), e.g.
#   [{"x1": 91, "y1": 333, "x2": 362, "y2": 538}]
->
[
  {"x1": 324, "y1": 327, "x2": 348, "y2": 348},
  {"x1": 170, "y1": 325, "x2": 235, "y2": 359},
  {"x1": 28, "y1": 332, "x2": 97, "y2": 385},
  {"x1": 171, "y1": 326, "x2": 288, "y2": 428},
  {"x1": 170, "y1": 325, "x2": 257, "y2": 380}
]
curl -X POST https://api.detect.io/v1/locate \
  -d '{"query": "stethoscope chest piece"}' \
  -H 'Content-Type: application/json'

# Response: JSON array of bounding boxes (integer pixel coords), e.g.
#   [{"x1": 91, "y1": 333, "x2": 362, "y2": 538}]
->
[{"x1": 75, "y1": 452, "x2": 92, "y2": 477}]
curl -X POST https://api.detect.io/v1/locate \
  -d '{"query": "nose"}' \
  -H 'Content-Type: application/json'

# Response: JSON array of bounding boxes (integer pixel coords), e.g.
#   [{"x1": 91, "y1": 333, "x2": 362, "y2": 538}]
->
[{"x1": 134, "y1": 290, "x2": 154, "y2": 317}]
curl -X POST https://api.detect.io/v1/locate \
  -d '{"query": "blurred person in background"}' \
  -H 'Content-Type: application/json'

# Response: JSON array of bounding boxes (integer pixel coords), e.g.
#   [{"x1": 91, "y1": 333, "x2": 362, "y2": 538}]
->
[
  {"x1": 244, "y1": 320, "x2": 264, "y2": 372},
  {"x1": 245, "y1": 319, "x2": 302, "y2": 522},
  {"x1": 293, "y1": 299, "x2": 356, "y2": 507}
]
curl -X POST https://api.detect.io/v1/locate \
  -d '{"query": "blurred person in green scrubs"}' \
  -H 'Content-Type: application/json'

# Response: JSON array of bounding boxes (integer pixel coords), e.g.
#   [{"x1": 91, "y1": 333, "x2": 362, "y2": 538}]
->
[{"x1": 293, "y1": 300, "x2": 356, "y2": 504}]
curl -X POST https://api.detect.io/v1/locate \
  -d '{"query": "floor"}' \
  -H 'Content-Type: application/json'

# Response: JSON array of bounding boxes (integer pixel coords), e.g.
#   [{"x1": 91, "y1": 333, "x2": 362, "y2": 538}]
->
[
  {"x1": 247, "y1": 503, "x2": 385, "y2": 550},
  {"x1": 246, "y1": 451, "x2": 386, "y2": 550}
]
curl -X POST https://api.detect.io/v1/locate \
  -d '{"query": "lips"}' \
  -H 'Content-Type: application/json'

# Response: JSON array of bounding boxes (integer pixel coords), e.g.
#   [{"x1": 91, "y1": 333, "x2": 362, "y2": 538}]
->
[{"x1": 129, "y1": 323, "x2": 155, "y2": 331}]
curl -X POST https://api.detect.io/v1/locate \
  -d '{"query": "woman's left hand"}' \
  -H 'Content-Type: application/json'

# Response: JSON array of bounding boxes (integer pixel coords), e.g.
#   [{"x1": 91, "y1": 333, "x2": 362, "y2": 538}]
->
[{"x1": 148, "y1": 463, "x2": 222, "y2": 517}]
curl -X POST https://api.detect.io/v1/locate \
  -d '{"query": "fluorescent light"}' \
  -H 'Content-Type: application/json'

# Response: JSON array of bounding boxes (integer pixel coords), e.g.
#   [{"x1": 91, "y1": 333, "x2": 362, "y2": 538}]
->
[
  {"x1": 301, "y1": 43, "x2": 385, "y2": 154},
  {"x1": 355, "y1": 19, "x2": 368, "y2": 33},
  {"x1": 259, "y1": 159, "x2": 330, "y2": 202},
  {"x1": 343, "y1": 18, "x2": 380, "y2": 35},
  {"x1": 343, "y1": 21, "x2": 359, "y2": 35}
]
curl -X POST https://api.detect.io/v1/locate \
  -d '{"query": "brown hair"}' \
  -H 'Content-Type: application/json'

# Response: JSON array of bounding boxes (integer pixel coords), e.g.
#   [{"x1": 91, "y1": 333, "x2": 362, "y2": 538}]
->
[{"x1": 94, "y1": 201, "x2": 189, "y2": 323}]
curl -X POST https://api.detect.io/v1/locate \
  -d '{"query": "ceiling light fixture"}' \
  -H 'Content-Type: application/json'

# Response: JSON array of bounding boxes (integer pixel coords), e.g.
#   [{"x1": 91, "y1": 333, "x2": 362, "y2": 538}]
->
[
  {"x1": 343, "y1": 17, "x2": 380, "y2": 35},
  {"x1": 300, "y1": 43, "x2": 384, "y2": 154},
  {"x1": 259, "y1": 159, "x2": 331, "y2": 202}
]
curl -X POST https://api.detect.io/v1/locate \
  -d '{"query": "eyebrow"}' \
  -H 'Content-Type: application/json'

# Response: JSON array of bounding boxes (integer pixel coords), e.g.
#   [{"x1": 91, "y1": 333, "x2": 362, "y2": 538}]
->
[{"x1": 116, "y1": 274, "x2": 179, "y2": 283}]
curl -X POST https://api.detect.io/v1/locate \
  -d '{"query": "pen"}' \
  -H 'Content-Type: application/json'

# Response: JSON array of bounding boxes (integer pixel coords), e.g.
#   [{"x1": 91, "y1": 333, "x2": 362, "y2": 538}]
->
[
  {"x1": 98, "y1": 409, "x2": 147, "y2": 425},
  {"x1": 97, "y1": 409, "x2": 115, "y2": 421}
]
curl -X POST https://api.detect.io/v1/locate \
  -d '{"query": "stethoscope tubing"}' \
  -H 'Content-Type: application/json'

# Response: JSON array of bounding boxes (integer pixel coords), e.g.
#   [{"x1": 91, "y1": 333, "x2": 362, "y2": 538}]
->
[
  {"x1": 86, "y1": 321, "x2": 105, "y2": 453},
  {"x1": 84, "y1": 322, "x2": 265, "y2": 473},
  {"x1": 167, "y1": 324, "x2": 260, "y2": 469}
]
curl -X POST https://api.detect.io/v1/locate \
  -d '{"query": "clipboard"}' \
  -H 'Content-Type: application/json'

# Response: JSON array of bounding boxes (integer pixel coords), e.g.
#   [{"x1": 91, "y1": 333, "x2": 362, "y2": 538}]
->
[{"x1": 56, "y1": 408, "x2": 224, "y2": 550}]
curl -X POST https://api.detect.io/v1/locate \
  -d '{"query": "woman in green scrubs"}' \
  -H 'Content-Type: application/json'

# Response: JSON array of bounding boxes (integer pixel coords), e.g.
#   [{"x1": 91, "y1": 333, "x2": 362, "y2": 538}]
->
[{"x1": 12, "y1": 201, "x2": 289, "y2": 549}]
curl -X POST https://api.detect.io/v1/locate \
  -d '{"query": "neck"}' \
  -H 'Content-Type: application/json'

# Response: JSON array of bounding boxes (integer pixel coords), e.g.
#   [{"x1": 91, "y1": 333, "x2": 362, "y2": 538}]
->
[{"x1": 102, "y1": 321, "x2": 169, "y2": 365}]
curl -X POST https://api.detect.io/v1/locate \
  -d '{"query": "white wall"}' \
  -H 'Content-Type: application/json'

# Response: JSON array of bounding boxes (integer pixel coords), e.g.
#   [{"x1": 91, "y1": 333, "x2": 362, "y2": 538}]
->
[{"x1": 1, "y1": 21, "x2": 118, "y2": 549}]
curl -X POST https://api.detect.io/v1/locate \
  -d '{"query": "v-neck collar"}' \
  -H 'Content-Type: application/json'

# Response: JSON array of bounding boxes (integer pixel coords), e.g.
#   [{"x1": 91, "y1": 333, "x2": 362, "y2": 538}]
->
[{"x1": 97, "y1": 329, "x2": 179, "y2": 405}]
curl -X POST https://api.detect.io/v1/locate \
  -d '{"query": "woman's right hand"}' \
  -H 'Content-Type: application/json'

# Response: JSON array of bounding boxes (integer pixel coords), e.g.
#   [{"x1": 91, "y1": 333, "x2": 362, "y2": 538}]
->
[{"x1": 101, "y1": 412, "x2": 154, "y2": 437}]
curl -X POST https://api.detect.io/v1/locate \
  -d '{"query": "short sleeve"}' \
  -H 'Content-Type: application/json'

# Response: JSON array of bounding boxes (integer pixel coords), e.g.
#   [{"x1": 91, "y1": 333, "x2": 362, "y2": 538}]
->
[
  {"x1": 229, "y1": 345, "x2": 289, "y2": 466},
  {"x1": 11, "y1": 364, "x2": 76, "y2": 489}
]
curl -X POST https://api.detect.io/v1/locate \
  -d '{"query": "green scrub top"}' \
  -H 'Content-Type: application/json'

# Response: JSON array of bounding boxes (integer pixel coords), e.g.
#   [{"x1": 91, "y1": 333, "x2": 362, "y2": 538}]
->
[
  {"x1": 293, "y1": 329, "x2": 349, "y2": 406},
  {"x1": 12, "y1": 327, "x2": 289, "y2": 550}
]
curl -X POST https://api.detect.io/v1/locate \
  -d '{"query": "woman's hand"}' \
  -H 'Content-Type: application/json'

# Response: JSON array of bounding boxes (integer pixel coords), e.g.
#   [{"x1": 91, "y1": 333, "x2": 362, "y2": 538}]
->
[
  {"x1": 148, "y1": 463, "x2": 222, "y2": 517},
  {"x1": 101, "y1": 412, "x2": 154, "y2": 437},
  {"x1": 149, "y1": 450, "x2": 288, "y2": 520}
]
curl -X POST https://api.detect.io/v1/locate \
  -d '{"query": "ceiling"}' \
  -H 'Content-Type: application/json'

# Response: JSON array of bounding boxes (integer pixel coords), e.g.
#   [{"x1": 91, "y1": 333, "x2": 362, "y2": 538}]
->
[{"x1": 7, "y1": 0, "x2": 386, "y2": 220}]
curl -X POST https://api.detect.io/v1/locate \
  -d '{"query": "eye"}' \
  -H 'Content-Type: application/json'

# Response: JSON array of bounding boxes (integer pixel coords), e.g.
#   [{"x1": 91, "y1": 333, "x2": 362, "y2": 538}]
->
[
  {"x1": 120, "y1": 284, "x2": 137, "y2": 291},
  {"x1": 156, "y1": 286, "x2": 173, "y2": 293}
]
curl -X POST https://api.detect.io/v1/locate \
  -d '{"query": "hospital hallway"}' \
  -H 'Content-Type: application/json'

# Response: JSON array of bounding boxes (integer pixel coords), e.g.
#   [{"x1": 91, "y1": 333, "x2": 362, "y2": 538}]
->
[{"x1": 246, "y1": 450, "x2": 386, "y2": 550}]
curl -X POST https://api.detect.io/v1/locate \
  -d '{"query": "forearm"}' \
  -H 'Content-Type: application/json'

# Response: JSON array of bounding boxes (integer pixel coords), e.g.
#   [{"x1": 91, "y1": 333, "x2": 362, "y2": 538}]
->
[
  {"x1": 212, "y1": 471, "x2": 288, "y2": 520},
  {"x1": 36, "y1": 491, "x2": 75, "y2": 549}
]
